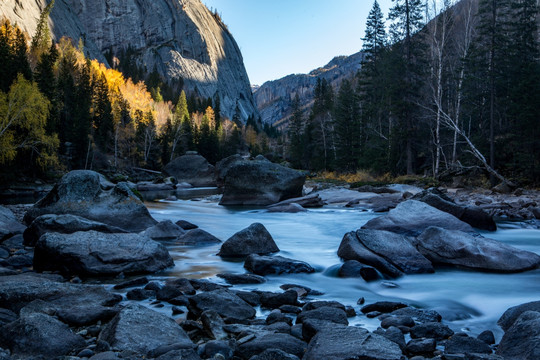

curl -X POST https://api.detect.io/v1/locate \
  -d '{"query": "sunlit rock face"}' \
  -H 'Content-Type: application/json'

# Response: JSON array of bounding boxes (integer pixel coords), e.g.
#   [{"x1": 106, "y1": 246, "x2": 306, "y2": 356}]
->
[{"x1": 0, "y1": 0, "x2": 258, "y2": 122}]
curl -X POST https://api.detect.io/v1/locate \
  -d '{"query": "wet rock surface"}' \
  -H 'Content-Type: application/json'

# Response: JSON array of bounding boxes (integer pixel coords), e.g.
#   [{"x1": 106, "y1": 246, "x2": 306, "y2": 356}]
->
[
  {"x1": 218, "y1": 223, "x2": 279, "y2": 257},
  {"x1": 163, "y1": 154, "x2": 217, "y2": 188}
]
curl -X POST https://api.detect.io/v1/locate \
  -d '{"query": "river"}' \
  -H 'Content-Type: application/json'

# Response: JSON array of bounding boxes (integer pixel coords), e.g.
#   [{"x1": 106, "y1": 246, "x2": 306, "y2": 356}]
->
[{"x1": 144, "y1": 196, "x2": 540, "y2": 341}]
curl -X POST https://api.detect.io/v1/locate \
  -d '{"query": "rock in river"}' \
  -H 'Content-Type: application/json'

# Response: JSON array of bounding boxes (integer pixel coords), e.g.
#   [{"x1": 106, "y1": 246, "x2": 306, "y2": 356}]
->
[
  {"x1": 415, "y1": 227, "x2": 540, "y2": 272},
  {"x1": 244, "y1": 254, "x2": 315, "y2": 275},
  {"x1": 34, "y1": 231, "x2": 174, "y2": 276},
  {"x1": 497, "y1": 310, "x2": 540, "y2": 360},
  {"x1": 163, "y1": 154, "x2": 217, "y2": 187},
  {"x1": 219, "y1": 159, "x2": 305, "y2": 206},
  {"x1": 218, "y1": 223, "x2": 279, "y2": 257},
  {"x1": 338, "y1": 229, "x2": 434, "y2": 277},
  {"x1": 362, "y1": 200, "x2": 474, "y2": 236},
  {"x1": 0, "y1": 206, "x2": 25, "y2": 242},
  {"x1": 23, "y1": 170, "x2": 157, "y2": 232},
  {"x1": 99, "y1": 304, "x2": 193, "y2": 356},
  {"x1": 23, "y1": 213, "x2": 127, "y2": 246},
  {"x1": 188, "y1": 290, "x2": 256, "y2": 321}
]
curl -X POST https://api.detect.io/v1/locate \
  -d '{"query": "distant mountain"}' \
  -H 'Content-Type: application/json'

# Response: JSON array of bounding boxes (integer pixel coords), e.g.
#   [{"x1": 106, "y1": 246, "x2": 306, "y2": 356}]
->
[
  {"x1": 0, "y1": 0, "x2": 259, "y2": 122},
  {"x1": 254, "y1": 51, "x2": 364, "y2": 127}
]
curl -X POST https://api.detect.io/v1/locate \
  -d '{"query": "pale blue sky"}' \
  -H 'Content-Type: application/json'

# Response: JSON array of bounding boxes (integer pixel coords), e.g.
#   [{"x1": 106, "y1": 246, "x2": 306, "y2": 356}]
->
[{"x1": 203, "y1": 0, "x2": 394, "y2": 85}]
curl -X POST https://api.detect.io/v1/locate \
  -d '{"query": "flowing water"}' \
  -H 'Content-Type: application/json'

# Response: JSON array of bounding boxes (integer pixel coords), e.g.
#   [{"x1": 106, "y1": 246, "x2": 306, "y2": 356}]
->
[{"x1": 144, "y1": 197, "x2": 540, "y2": 341}]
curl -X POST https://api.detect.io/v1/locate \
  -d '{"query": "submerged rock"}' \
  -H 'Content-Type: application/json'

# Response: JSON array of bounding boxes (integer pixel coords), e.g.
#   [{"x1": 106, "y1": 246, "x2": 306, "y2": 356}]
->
[
  {"x1": 362, "y1": 200, "x2": 474, "y2": 236},
  {"x1": 415, "y1": 227, "x2": 540, "y2": 272},
  {"x1": 34, "y1": 231, "x2": 174, "y2": 276},
  {"x1": 219, "y1": 160, "x2": 305, "y2": 206},
  {"x1": 163, "y1": 154, "x2": 217, "y2": 187},
  {"x1": 218, "y1": 223, "x2": 279, "y2": 257},
  {"x1": 338, "y1": 229, "x2": 434, "y2": 277},
  {"x1": 23, "y1": 170, "x2": 157, "y2": 232}
]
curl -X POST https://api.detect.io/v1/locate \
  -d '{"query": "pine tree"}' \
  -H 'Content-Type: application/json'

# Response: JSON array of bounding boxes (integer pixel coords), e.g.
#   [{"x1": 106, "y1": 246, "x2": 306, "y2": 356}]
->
[
  {"x1": 307, "y1": 78, "x2": 335, "y2": 170},
  {"x1": 30, "y1": 0, "x2": 55, "y2": 67},
  {"x1": 334, "y1": 80, "x2": 361, "y2": 172},
  {"x1": 72, "y1": 59, "x2": 93, "y2": 167},
  {"x1": 12, "y1": 28, "x2": 32, "y2": 81},
  {"x1": 35, "y1": 41, "x2": 59, "y2": 135},
  {"x1": 288, "y1": 94, "x2": 304, "y2": 168},
  {"x1": 0, "y1": 20, "x2": 15, "y2": 92},
  {"x1": 92, "y1": 72, "x2": 114, "y2": 151},
  {"x1": 363, "y1": 0, "x2": 387, "y2": 62},
  {"x1": 170, "y1": 90, "x2": 189, "y2": 159}
]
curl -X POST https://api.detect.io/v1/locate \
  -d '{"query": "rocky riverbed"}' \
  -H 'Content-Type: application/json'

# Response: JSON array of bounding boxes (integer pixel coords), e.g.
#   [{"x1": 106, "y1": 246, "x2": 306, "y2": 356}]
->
[{"x1": 0, "y1": 168, "x2": 539, "y2": 360}]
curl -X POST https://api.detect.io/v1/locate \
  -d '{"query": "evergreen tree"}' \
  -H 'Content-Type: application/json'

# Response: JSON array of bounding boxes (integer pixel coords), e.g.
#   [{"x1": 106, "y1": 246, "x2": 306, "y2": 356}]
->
[
  {"x1": 0, "y1": 20, "x2": 15, "y2": 92},
  {"x1": 30, "y1": 0, "x2": 55, "y2": 66},
  {"x1": 170, "y1": 90, "x2": 189, "y2": 159},
  {"x1": 288, "y1": 94, "x2": 304, "y2": 168},
  {"x1": 92, "y1": 72, "x2": 114, "y2": 151},
  {"x1": 334, "y1": 80, "x2": 361, "y2": 172},
  {"x1": 363, "y1": 0, "x2": 387, "y2": 62},
  {"x1": 71, "y1": 60, "x2": 93, "y2": 167},
  {"x1": 12, "y1": 28, "x2": 32, "y2": 81},
  {"x1": 35, "y1": 41, "x2": 59, "y2": 135},
  {"x1": 307, "y1": 78, "x2": 335, "y2": 170}
]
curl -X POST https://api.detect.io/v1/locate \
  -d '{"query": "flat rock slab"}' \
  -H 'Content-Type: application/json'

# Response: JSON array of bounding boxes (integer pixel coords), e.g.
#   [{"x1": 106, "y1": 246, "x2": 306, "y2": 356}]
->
[
  {"x1": 23, "y1": 170, "x2": 157, "y2": 232},
  {"x1": 416, "y1": 227, "x2": 540, "y2": 272},
  {"x1": 34, "y1": 231, "x2": 174, "y2": 276},
  {"x1": 0, "y1": 312, "x2": 86, "y2": 358},
  {"x1": 0, "y1": 274, "x2": 121, "y2": 313},
  {"x1": 99, "y1": 304, "x2": 193, "y2": 355},
  {"x1": 362, "y1": 200, "x2": 474, "y2": 236},
  {"x1": 23, "y1": 213, "x2": 127, "y2": 246},
  {"x1": 218, "y1": 223, "x2": 279, "y2": 257},
  {"x1": 303, "y1": 324, "x2": 403, "y2": 360},
  {"x1": 244, "y1": 254, "x2": 315, "y2": 275},
  {"x1": 338, "y1": 229, "x2": 434, "y2": 277}
]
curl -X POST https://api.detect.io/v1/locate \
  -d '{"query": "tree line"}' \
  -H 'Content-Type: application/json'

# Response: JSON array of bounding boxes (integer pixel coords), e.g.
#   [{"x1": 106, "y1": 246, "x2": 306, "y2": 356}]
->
[
  {"x1": 0, "y1": 4, "x2": 278, "y2": 183},
  {"x1": 286, "y1": 0, "x2": 539, "y2": 186}
]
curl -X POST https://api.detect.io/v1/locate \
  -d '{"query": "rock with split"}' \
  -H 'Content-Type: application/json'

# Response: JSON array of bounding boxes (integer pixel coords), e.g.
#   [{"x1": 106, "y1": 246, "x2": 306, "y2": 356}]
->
[
  {"x1": 163, "y1": 154, "x2": 217, "y2": 187},
  {"x1": 338, "y1": 229, "x2": 433, "y2": 278},
  {"x1": 362, "y1": 200, "x2": 474, "y2": 236},
  {"x1": 23, "y1": 214, "x2": 127, "y2": 246},
  {"x1": 219, "y1": 159, "x2": 306, "y2": 206},
  {"x1": 244, "y1": 254, "x2": 315, "y2": 275},
  {"x1": 415, "y1": 227, "x2": 540, "y2": 272},
  {"x1": 99, "y1": 304, "x2": 193, "y2": 356},
  {"x1": 34, "y1": 231, "x2": 174, "y2": 276},
  {"x1": 218, "y1": 223, "x2": 279, "y2": 257},
  {"x1": 23, "y1": 170, "x2": 157, "y2": 232},
  {"x1": 267, "y1": 194, "x2": 325, "y2": 209}
]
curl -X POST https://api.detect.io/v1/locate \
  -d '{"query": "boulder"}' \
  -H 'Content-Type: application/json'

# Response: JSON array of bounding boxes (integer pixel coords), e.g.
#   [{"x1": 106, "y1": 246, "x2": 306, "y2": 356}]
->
[
  {"x1": 390, "y1": 307, "x2": 442, "y2": 324},
  {"x1": 415, "y1": 227, "x2": 540, "y2": 272},
  {"x1": 497, "y1": 311, "x2": 540, "y2": 360},
  {"x1": 219, "y1": 160, "x2": 306, "y2": 206},
  {"x1": 267, "y1": 194, "x2": 325, "y2": 209},
  {"x1": 175, "y1": 220, "x2": 198, "y2": 230},
  {"x1": 445, "y1": 334, "x2": 492, "y2": 355},
  {"x1": 216, "y1": 273, "x2": 266, "y2": 285},
  {"x1": 296, "y1": 306, "x2": 348, "y2": 325},
  {"x1": 235, "y1": 333, "x2": 307, "y2": 360},
  {"x1": 337, "y1": 229, "x2": 434, "y2": 277},
  {"x1": 410, "y1": 322, "x2": 454, "y2": 340},
  {"x1": 163, "y1": 154, "x2": 217, "y2": 187},
  {"x1": 140, "y1": 220, "x2": 186, "y2": 240},
  {"x1": 267, "y1": 203, "x2": 307, "y2": 213},
  {"x1": 136, "y1": 182, "x2": 176, "y2": 191},
  {"x1": 0, "y1": 274, "x2": 121, "y2": 314},
  {"x1": 338, "y1": 260, "x2": 382, "y2": 281},
  {"x1": 218, "y1": 223, "x2": 279, "y2": 257},
  {"x1": 0, "y1": 312, "x2": 86, "y2": 358},
  {"x1": 244, "y1": 254, "x2": 315, "y2": 275},
  {"x1": 303, "y1": 324, "x2": 402, "y2": 360},
  {"x1": 250, "y1": 348, "x2": 300, "y2": 360},
  {"x1": 34, "y1": 231, "x2": 174, "y2": 276},
  {"x1": 498, "y1": 301, "x2": 540, "y2": 331},
  {"x1": 188, "y1": 290, "x2": 256, "y2": 321},
  {"x1": 361, "y1": 302, "x2": 408, "y2": 314},
  {"x1": 23, "y1": 214, "x2": 127, "y2": 246},
  {"x1": 177, "y1": 228, "x2": 221, "y2": 245},
  {"x1": 259, "y1": 290, "x2": 298, "y2": 309},
  {"x1": 99, "y1": 304, "x2": 193, "y2": 355},
  {"x1": 413, "y1": 189, "x2": 497, "y2": 231},
  {"x1": 406, "y1": 338, "x2": 436, "y2": 356},
  {"x1": 23, "y1": 170, "x2": 157, "y2": 232},
  {"x1": 362, "y1": 200, "x2": 474, "y2": 236},
  {"x1": 215, "y1": 154, "x2": 244, "y2": 187},
  {"x1": 0, "y1": 206, "x2": 25, "y2": 242}
]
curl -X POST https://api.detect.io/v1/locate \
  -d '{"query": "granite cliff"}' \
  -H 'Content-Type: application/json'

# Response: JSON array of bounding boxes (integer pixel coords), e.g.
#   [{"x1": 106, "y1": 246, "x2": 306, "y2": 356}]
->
[
  {"x1": 0, "y1": 0, "x2": 258, "y2": 122},
  {"x1": 254, "y1": 51, "x2": 364, "y2": 127}
]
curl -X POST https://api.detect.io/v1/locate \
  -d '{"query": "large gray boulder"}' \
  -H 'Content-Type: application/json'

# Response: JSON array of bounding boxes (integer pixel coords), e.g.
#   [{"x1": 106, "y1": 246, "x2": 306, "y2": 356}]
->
[
  {"x1": 23, "y1": 170, "x2": 157, "y2": 232},
  {"x1": 0, "y1": 274, "x2": 121, "y2": 314},
  {"x1": 219, "y1": 160, "x2": 306, "y2": 206},
  {"x1": 218, "y1": 223, "x2": 279, "y2": 258},
  {"x1": 0, "y1": 206, "x2": 25, "y2": 242},
  {"x1": 415, "y1": 227, "x2": 540, "y2": 272},
  {"x1": 23, "y1": 214, "x2": 127, "y2": 246},
  {"x1": 303, "y1": 324, "x2": 403, "y2": 360},
  {"x1": 215, "y1": 154, "x2": 244, "y2": 187},
  {"x1": 498, "y1": 301, "x2": 540, "y2": 331},
  {"x1": 362, "y1": 200, "x2": 474, "y2": 236},
  {"x1": 497, "y1": 311, "x2": 540, "y2": 360},
  {"x1": 0, "y1": 312, "x2": 86, "y2": 358},
  {"x1": 34, "y1": 231, "x2": 174, "y2": 276},
  {"x1": 413, "y1": 189, "x2": 497, "y2": 231},
  {"x1": 163, "y1": 154, "x2": 216, "y2": 187},
  {"x1": 99, "y1": 304, "x2": 193, "y2": 356},
  {"x1": 337, "y1": 229, "x2": 434, "y2": 277}
]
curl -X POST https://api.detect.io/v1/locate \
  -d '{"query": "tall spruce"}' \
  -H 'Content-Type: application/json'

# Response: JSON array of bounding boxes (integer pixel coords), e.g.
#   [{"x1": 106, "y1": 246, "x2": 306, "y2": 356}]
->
[
  {"x1": 92, "y1": 72, "x2": 114, "y2": 151},
  {"x1": 30, "y1": 0, "x2": 55, "y2": 67},
  {"x1": 288, "y1": 94, "x2": 304, "y2": 168},
  {"x1": 334, "y1": 80, "x2": 361, "y2": 172},
  {"x1": 363, "y1": 0, "x2": 387, "y2": 61}
]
